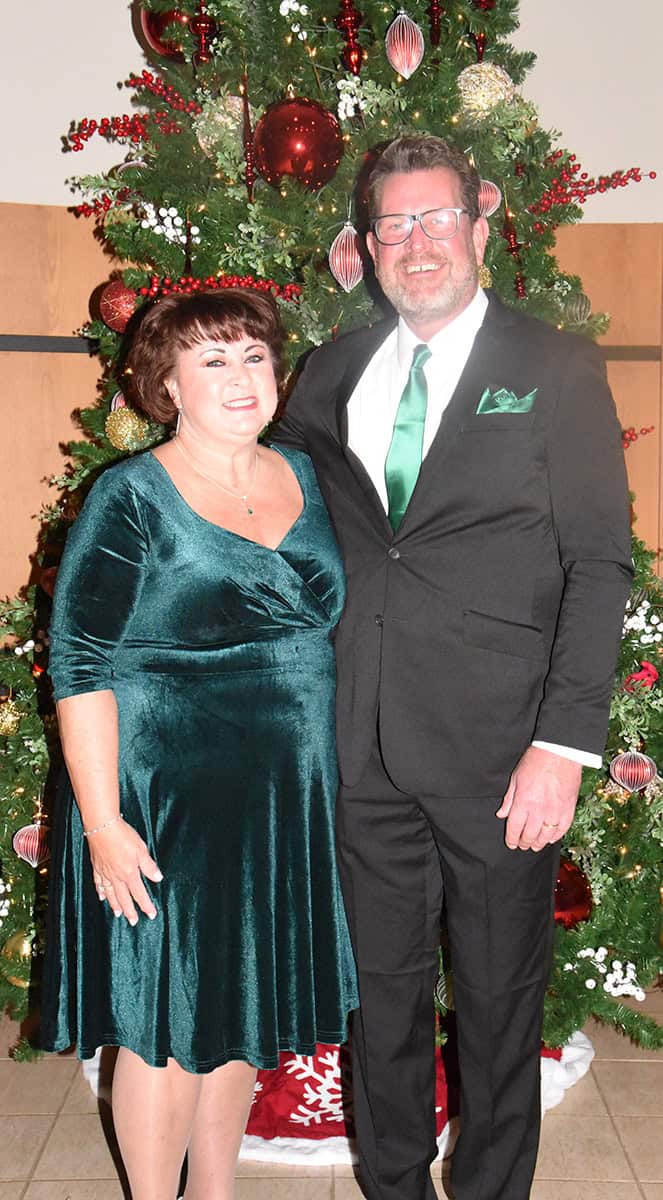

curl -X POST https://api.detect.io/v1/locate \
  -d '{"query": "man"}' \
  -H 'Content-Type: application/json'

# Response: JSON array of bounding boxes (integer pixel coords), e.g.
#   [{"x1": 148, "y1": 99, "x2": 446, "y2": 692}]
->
[{"x1": 275, "y1": 135, "x2": 632, "y2": 1200}]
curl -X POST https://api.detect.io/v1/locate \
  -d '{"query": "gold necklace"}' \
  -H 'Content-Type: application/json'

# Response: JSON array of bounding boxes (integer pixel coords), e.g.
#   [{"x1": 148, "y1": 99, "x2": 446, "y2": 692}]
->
[{"x1": 173, "y1": 437, "x2": 259, "y2": 516}]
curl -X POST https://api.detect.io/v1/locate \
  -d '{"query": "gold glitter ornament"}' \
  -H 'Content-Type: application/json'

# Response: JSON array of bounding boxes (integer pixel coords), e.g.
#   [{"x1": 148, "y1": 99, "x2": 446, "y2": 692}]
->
[
  {"x1": 457, "y1": 63, "x2": 515, "y2": 124},
  {"x1": 0, "y1": 700, "x2": 22, "y2": 737},
  {"x1": 194, "y1": 95, "x2": 246, "y2": 158},
  {"x1": 1, "y1": 930, "x2": 32, "y2": 989},
  {"x1": 478, "y1": 263, "x2": 493, "y2": 289},
  {"x1": 105, "y1": 408, "x2": 149, "y2": 452}
]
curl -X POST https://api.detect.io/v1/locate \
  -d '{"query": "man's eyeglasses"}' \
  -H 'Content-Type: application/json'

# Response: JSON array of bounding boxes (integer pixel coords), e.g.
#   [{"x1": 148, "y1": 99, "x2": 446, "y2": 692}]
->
[{"x1": 370, "y1": 207, "x2": 470, "y2": 246}]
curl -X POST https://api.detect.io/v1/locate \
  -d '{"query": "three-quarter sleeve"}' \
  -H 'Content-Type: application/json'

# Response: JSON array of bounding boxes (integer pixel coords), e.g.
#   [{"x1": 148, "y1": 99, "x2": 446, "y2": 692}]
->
[{"x1": 49, "y1": 467, "x2": 150, "y2": 700}]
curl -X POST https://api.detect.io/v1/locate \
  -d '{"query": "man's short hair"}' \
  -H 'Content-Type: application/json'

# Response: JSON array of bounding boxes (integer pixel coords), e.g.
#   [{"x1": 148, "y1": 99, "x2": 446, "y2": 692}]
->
[{"x1": 367, "y1": 135, "x2": 481, "y2": 224}]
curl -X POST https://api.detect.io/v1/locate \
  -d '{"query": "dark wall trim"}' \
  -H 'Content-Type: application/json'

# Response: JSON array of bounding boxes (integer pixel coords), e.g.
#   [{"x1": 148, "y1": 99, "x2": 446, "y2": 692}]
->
[
  {"x1": 0, "y1": 334, "x2": 661, "y2": 362},
  {"x1": 0, "y1": 335, "x2": 95, "y2": 354},
  {"x1": 602, "y1": 346, "x2": 661, "y2": 362}
]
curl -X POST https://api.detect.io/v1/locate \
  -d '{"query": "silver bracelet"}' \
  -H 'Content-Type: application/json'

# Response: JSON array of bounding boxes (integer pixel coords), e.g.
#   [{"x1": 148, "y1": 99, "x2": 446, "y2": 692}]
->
[{"x1": 82, "y1": 813, "x2": 124, "y2": 838}]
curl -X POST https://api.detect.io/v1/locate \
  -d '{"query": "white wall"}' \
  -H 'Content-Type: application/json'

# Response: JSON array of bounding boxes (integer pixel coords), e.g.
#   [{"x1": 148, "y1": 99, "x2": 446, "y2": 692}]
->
[{"x1": 1, "y1": 0, "x2": 661, "y2": 221}]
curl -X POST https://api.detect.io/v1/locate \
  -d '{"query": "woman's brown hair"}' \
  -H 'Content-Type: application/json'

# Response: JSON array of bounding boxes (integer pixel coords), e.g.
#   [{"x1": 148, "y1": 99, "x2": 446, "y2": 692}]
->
[{"x1": 125, "y1": 288, "x2": 286, "y2": 423}]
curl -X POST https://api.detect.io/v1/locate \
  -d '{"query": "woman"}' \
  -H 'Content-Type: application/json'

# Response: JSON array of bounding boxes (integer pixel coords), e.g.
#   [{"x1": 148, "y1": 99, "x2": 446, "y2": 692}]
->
[{"x1": 41, "y1": 288, "x2": 358, "y2": 1200}]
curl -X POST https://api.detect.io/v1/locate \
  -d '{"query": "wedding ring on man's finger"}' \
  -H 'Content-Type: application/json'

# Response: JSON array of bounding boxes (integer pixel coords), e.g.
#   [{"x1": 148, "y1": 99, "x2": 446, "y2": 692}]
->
[{"x1": 542, "y1": 821, "x2": 560, "y2": 828}]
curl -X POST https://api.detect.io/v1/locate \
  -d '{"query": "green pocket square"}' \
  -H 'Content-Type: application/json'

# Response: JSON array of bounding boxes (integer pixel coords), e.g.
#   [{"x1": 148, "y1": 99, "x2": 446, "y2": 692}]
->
[{"x1": 476, "y1": 386, "x2": 538, "y2": 415}]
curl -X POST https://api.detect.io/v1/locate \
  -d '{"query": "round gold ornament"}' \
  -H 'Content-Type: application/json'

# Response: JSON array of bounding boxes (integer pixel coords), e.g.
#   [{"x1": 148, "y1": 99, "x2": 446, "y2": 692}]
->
[
  {"x1": 0, "y1": 700, "x2": 22, "y2": 737},
  {"x1": 457, "y1": 63, "x2": 515, "y2": 124},
  {"x1": 194, "y1": 94, "x2": 246, "y2": 158},
  {"x1": 1, "y1": 930, "x2": 32, "y2": 989},
  {"x1": 105, "y1": 408, "x2": 149, "y2": 452}
]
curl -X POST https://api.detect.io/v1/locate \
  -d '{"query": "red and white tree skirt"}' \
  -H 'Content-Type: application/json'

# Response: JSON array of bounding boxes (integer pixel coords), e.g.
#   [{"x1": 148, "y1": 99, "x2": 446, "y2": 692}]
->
[{"x1": 82, "y1": 1032, "x2": 593, "y2": 1165}]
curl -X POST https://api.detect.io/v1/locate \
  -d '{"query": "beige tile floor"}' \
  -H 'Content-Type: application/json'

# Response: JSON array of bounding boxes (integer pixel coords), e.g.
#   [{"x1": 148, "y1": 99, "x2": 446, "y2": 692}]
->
[{"x1": 0, "y1": 988, "x2": 660, "y2": 1199}]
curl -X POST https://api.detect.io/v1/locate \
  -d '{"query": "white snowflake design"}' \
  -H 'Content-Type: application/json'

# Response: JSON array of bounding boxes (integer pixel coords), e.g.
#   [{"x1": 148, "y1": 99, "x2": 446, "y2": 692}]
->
[{"x1": 283, "y1": 1049, "x2": 348, "y2": 1126}]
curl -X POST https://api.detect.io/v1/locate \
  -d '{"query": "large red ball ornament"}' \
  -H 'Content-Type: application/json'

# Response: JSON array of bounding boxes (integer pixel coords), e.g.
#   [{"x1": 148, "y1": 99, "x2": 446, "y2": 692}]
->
[
  {"x1": 99, "y1": 281, "x2": 137, "y2": 333},
  {"x1": 139, "y1": 9, "x2": 188, "y2": 60},
  {"x1": 253, "y1": 99, "x2": 344, "y2": 192},
  {"x1": 609, "y1": 750, "x2": 657, "y2": 792},
  {"x1": 554, "y1": 859, "x2": 593, "y2": 930}
]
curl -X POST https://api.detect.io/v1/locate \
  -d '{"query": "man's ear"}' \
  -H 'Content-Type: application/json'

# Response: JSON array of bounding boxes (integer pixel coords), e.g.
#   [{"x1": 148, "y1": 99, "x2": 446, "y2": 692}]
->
[{"x1": 366, "y1": 230, "x2": 378, "y2": 268}]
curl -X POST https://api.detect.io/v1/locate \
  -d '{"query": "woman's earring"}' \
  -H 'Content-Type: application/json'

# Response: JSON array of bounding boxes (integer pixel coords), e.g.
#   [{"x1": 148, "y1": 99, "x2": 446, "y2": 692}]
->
[{"x1": 175, "y1": 409, "x2": 182, "y2": 436}]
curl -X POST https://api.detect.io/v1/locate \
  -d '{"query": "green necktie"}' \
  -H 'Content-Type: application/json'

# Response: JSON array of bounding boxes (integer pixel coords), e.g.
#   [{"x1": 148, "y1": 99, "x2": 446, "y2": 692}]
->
[{"x1": 385, "y1": 343, "x2": 432, "y2": 532}]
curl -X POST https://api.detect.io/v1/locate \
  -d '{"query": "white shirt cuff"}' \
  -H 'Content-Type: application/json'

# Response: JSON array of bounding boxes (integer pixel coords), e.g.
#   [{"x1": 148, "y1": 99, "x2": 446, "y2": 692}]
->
[{"x1": 532, "y1": 740, "x2": 602, "y2": 769}]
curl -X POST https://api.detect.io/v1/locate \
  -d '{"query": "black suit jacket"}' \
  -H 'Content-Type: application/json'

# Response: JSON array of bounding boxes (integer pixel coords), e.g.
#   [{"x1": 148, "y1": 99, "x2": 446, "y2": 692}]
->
[{"x1": 274, "y1": 293, "x2": 633, "y2": 796}]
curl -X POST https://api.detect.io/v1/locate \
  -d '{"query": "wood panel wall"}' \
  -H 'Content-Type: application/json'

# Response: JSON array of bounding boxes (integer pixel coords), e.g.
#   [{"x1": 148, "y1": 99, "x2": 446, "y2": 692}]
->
[
  {"x1": 1, "y1": 204, "x2": 662, "y2": 599},
  {"x1": 555, "y1": 224, "x2": 663, "y2": 559}
]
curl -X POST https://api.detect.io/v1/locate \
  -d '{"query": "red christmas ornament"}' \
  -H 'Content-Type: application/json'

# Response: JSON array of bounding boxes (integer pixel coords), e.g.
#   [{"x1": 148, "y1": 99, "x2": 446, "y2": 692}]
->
[
  {"x1": 190, "y1": 6, "x2": 217, "y2": 63},
  {"x1": 624, "y1": 660, "x2": 659, "y2": 692},
  {"x1": 336, "y1": 0, "x2": 363, "y2": 75},
  {"x1": 472, "y1": 0, "x2": 496, "y2": 9},
  {"x1": 39, "y1": 566, "x2": 58, "y2": 598},
  {"x1": 253, "y1": 98, "x2": 344, "y2": 192},
  {"x1": 99, "y1": 281, "x2": 137, "y2": 333},
  {"x1": 609, "y1": 750, "x2": 658, "y2": 793},
  {"x1": 554, "y1": 860, "x2": 593, "y2": 930},
  {"x1": 471, "y1": 31, "x2": 487, "y2": 62},
  {"x1": 139, "y1": 9, "x2": 188, "y2": 60},
  {"x1": 329, "y1": 223, "x2": 364, "y2": 292},
  {"x1": 385, "y1": 11, "x2": 425, "y2": 79},
  {"x1": 428, "y1": 0, "x2": 444, "y2": 47},
  {"x1": 242, "y1": 73, "x2": 256, "y2": 203},
  {"x1": 110, "y1": 390, "x2": 127, "y2": 412},
  {"x1": 478, "y1": 178, "x2": 502, "y2": 217},
  {"x1": 12, "y1": 822, "x2": 50, "y2": 870}
]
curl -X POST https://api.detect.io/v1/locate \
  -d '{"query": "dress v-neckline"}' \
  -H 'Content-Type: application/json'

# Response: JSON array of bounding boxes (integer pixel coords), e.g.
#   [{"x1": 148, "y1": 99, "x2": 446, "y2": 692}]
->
[{"x1": 148, "y1": 446, "x2": 306, "y2": 553}]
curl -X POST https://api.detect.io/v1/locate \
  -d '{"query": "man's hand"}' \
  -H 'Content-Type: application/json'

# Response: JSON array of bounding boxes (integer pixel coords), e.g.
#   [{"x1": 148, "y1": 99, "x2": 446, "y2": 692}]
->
[{"x1": 496, "y1": 745, "x2": 582, "y2": 851}]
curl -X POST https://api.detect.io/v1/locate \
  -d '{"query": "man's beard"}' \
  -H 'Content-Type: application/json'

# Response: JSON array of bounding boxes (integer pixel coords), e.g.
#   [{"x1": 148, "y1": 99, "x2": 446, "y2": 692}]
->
[{"x1": 377, "y1": 255, "x2": 479, "y2": 327}]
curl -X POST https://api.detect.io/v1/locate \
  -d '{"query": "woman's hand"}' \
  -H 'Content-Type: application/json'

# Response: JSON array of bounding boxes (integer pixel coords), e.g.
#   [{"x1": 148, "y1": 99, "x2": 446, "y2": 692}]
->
[{"x1": 87, "y1": 819, "x2": 163, "y2": 925}]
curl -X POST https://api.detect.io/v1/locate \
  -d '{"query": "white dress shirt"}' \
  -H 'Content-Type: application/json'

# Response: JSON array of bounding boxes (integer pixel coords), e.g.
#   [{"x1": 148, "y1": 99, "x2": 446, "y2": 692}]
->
[{"x1": 346, "y1": 287, "x2": 601, "y2": 770}]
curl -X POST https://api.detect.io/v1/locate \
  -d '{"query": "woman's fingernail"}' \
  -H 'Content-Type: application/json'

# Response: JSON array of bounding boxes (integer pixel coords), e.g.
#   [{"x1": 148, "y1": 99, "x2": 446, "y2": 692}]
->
[
  {"x1": 154, "y1": 871, "x2": 163, "y2": 881},
  {"x1": 129, "y1": 918, "x2": 138, "y2": 927},
  {"x1": 148, "y1": 910, "x2": 157, "y2": 920}
]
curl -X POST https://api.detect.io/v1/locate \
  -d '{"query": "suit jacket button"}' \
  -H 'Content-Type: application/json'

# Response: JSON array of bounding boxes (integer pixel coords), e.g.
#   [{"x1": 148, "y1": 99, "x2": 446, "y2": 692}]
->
[
  {"x1": 375, "y1": 614, "x2": 384, "y2": 626},
  {"x1": 388, "y1": 547, "x2": 401, "y2": 560}
]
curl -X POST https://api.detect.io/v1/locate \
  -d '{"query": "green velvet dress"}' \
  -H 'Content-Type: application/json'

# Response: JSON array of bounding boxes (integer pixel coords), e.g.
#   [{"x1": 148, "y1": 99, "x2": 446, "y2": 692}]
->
[{"x1": 41, "y1": 446, "x2": 358, "y2": 1073}]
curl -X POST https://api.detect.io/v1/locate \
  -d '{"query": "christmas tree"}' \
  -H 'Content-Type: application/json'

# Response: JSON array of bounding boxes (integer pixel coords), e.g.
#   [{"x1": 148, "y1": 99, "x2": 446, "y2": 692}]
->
[{"x1": 0, "y1": 0, "x2": 660, "y2": 1051}]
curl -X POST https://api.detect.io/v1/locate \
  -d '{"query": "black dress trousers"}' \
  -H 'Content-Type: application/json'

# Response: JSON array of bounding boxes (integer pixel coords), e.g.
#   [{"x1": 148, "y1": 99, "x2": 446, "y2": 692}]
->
[{"x1": 336, "y1": 736, "x2": 560, "y2": 1200}]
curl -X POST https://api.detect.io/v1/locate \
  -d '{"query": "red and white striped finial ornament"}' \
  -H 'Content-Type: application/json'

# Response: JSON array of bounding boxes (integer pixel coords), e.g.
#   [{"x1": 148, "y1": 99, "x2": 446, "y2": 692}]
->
[
  {"x1": 385, "y1": 11, "x2": 425, "y2": 79},
  {"x1": 609, "y1": 750, "x2": 658, "y2": 793},
  {"x1": 478, "y1": 178, "x2": 502, "y2": 217},
  {"x1": 329, "y1": 223, "x2": 364, "y2": 292}
]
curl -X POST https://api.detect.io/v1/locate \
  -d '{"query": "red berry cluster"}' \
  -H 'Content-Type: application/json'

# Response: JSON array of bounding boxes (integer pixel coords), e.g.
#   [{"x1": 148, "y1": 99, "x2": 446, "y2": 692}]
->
[
  {"x1": 335, "y1": 0, "x2": 363, "y2": 75},
  {"x1": 139, "y1": 274, "x2": 303, "y2": 303},
  {"x1": 128, "y1": 70, "x2": 202, "y2": 116},
  {"x1": 74, "y1": 188, "x2": 131, "y2": 218},
  {"x1": 68, "y1": 115, "x2": 151, "y2": 151},
  {"x1": 622, "y1": 425, "x2": 655, "y2": 451},
  {"x1": 531, "y1": 151, "x2": 656, "y2": 217}
]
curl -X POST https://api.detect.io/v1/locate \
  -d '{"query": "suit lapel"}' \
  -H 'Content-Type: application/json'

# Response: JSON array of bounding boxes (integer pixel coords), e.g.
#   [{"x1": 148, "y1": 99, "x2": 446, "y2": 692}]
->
[{"x1": 333, "y1": 320, "x2": 395, "y2": 532}]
